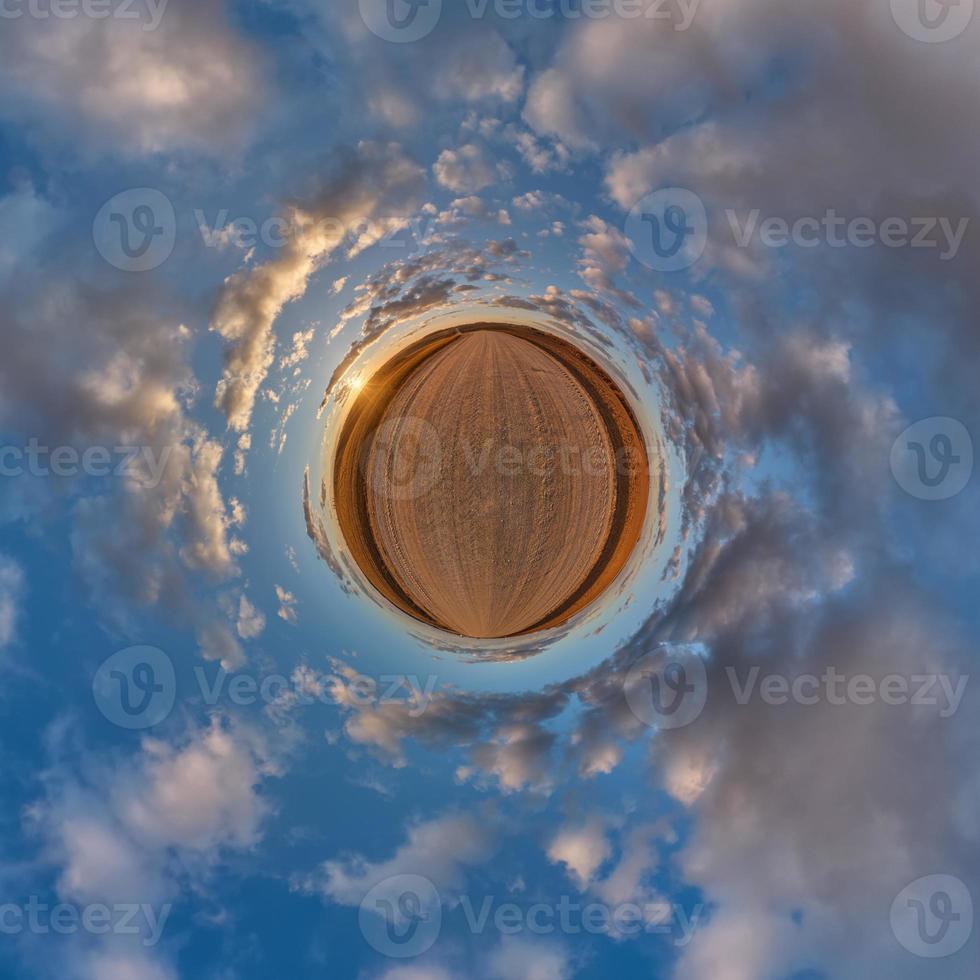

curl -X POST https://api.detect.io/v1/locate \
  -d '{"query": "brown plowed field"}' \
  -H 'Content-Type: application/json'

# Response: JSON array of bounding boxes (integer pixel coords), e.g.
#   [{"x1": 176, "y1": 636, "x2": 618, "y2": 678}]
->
[{"x1": 332, "y1": 324, "x2": 649, "y2": 639}]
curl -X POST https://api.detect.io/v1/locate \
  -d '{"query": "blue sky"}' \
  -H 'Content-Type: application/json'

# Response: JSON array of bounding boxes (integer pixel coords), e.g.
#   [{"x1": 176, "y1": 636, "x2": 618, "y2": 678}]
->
[{"x1": 0, "y1": 0, "x2": 977, "y2": 978}]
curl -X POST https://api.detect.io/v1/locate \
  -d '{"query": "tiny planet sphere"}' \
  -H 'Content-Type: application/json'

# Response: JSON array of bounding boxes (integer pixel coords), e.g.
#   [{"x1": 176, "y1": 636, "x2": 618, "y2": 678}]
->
[{"x1": 332, "y1": 325, "x2": 650, "y2": 639}]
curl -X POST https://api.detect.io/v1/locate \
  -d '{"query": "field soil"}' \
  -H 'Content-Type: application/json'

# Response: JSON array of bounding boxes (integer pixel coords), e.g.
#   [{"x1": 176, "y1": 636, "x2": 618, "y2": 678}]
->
[{"x1": 333, "y1": 325, "x2": 649, "y2": 639}]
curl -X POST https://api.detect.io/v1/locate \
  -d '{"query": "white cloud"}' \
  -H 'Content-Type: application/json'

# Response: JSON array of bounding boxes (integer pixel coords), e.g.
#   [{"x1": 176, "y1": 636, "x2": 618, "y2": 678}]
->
[
  {"x1": 305, "y1": 812, "x2": 494, "y2": 907},
  {"x1": 433, "y1": 31, "x2": 524, "y2": 104},
  {"x1": 376, "y1": 968, "x2": 453, "y2": 980},
  {"x1": 505, "y1": 127, "x2": 569, "y2": 175},
  {"x1": 663, "y1": 751, "x2": 716, "y2": 807},
  {"x1": 0, "y1": 554, "x2": 24, "y2": 650},
  {"x1": 275, "y1": 584, "x2": 298, "y2": 625},
  {"x1": 484, "y1": 936, "x2": 575, "y2": 980},
  {"x1": 0, "y1": 184, "x2": 56, "y2": 276},
  {"x1": 195, "y1": 617, "x2": 245, "y2": 670},
  {"x1": 34, "y1": 716, "x2": 276, "y2": 963},
  {"x1": 178, "y1": 436, "x2": 238, "y2": 577},
  {"x1": 433, "y1": 144, "x2": 498, "y2": 194},
  {"x1": 332, "y1": 12, "x2": 522, "y2": 127},
  {"x1": 0, "y1": 269, "x2": 241, "y2": 639},
  {"x1": 674, "y1": 908, "x2": 793, "y2": 980},
  {"x1": 0, "y1": 0, "x2": 264, "y2": 157},
  {"x1": 467, "y1": 723, "x2": 556, "y2": 795},
  {"x1": 56, "y1": 811, "x2": 166, "y2": 906},
  {"x1": 546, "y1": 816, "x2": 611, "y2": 890},
  {"x1": 592, "y1": 823, "x2": 665, "y2": 912},
  {"x1": 80, "y1": 949, "x2": 178, "y2": 980},
  {"x1": 576, "y1": 214, "x2": 633, "y2": 297},
  {"x1": 211, "y1": 142, "x2": 424, "y2": 431},
  {"x1": 235, "y1": 594, "x2": 266, "y2": 639},
  {"x1": 118, "y1": 720, "x2": 272, "y2": 852},
  {"x1": 523, "y1": 67, "x2": 591, "y2": 151}
]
